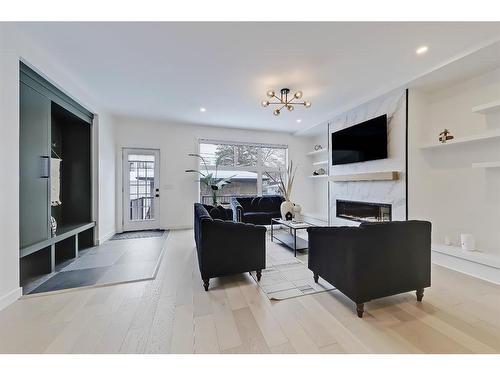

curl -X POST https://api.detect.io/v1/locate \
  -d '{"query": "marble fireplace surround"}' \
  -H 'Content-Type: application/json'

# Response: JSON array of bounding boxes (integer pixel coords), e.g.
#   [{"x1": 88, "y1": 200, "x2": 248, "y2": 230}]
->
[{"x1": 328, "y1": 89, "x2": 407, "y2": 226}]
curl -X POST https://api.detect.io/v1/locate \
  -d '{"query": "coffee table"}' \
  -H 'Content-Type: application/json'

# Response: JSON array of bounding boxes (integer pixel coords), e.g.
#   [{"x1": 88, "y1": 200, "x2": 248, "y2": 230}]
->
[{"x1": 270, "y1": 218, "x2": 314, "y2": 257}]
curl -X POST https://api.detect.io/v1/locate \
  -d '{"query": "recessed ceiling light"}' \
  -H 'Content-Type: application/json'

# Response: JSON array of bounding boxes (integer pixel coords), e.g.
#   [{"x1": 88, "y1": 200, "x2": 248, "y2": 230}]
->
[
  {"x1": 416, "y1": 46, "x2": 428, "y2": 55},
  {"x1": 296, "y1": 119, "x2": 302, "y2": 123},
  {"x1": 200, "y1": 107, "x2": 206, "y2": 112}
]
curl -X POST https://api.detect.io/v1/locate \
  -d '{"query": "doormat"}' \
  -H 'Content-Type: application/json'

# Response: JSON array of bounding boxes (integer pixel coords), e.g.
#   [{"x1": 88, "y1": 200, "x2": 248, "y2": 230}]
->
[{"x1": 111, "y1": 230, "x2": 165, "y2": 240}]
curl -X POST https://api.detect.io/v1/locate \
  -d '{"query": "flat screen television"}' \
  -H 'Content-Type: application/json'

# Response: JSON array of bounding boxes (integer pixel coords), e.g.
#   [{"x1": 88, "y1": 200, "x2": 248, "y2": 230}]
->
[{"x1": 331, "y1": 114, "x2": 388, "y2": 165}]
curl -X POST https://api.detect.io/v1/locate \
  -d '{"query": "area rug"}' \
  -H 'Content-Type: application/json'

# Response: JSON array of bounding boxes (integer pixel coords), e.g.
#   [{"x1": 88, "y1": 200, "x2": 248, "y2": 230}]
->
[
  {"x1": 111, "y1": 229, "x2": 165, "y2": 240},
  {"x1": 250, "y1": 231, "x2": 335, "y2": 300}
]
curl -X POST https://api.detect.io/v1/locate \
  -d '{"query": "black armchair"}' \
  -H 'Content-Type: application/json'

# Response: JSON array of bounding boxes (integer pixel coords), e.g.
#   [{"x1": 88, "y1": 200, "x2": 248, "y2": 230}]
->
[
  {"x1": 194, "y1": 203, "x2": 266, "y2": 290},
  {"x1": 307, "y1": 221, "x2": 431, "y2": 317}
]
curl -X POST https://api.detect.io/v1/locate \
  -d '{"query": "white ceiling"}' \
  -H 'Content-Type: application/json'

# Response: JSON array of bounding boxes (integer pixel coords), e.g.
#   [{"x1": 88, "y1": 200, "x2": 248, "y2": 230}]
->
[{"x1": 16, "y1": 22, "x2": 500, "y2": 133}]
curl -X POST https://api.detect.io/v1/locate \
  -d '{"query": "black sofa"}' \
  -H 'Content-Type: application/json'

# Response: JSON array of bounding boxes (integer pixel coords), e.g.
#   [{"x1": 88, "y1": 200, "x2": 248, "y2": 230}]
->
[
  {"x1": 194, "y1": 203, "x2": 266, "y2": 291},
  {"x1": 307, "y1": 221, "x2": 431, "y2": 317},
  {"x1": 231, "y1": 195, "x2": 284, "y2": 225}
]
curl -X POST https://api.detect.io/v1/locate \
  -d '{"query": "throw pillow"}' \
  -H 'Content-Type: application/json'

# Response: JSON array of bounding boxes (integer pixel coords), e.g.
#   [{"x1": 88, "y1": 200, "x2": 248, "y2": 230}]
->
[
  {"x1": 209, "y1": 207, "x2": 222, "y2": 219},
  {"x1": 217, "y1": 205, "x2": 228, "y2": 220},
  {"x1": 258, "y1": 196, "x2": 274, "y2": 211},
  {"x1": 250, "y1": 197, "x2": 260, "y2": 209}
]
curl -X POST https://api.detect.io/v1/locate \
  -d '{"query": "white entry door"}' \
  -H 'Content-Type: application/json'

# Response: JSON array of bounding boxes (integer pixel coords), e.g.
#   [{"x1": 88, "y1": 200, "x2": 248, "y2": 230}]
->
[{"x1": 122, "y1": 148, "x2": 161, "y2": 231}]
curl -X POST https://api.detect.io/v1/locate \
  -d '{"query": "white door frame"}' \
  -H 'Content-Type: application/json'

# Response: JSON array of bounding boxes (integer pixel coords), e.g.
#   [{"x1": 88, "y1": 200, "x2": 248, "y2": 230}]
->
[{"x1": 122, "y1": 148, "x2": 161, "y2": 231}]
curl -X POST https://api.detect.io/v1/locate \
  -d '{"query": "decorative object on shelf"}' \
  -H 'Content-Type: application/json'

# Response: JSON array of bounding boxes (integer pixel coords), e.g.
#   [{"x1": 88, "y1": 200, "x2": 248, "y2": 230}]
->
[
  {"x1": 314, "y1": 144, "x2": 323, "y2": 151},
  {"x1": 50, "y1": 216, "x2": 57, "y2": 237},
  {"x1": 444, "y1": 235, "x2": 452, "y2": 246},
  {"x1": 438, "y1": 129, "x2": 454, "y2": 144},
  {"x1": 50, "y1": 157, "x2": 62, "y2": 206},
  {"x1": 293, "y1": 204, "x2": 302, "y2": 222},
  {"x1": 265, "y1": 160, "x2": 298, "y2": 220},
  {"x1": 186, "y1": 153, "x2": 235, "y2": 206},
  {"x1": 285, "y1": 211, "x2": 293, "y2": 221},
  {"x1": 460, "y1": 233, "x2": 476, "y2": 252},
  {"x1": 261, "y1": 88, "x2": 311, "y2": 116},
  {"x1": 312, "y1": 168, "x2": 326, "y2": 176}
]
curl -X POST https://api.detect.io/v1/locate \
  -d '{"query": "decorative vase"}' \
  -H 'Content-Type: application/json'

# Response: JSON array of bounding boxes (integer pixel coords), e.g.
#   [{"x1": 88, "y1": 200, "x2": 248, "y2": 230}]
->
[
  {"x1": 293, "y1": 204, "x2": 302, "y2": 222},
  {"x1": 280, "y1": 200, "x2": 294, "y2": 221}
]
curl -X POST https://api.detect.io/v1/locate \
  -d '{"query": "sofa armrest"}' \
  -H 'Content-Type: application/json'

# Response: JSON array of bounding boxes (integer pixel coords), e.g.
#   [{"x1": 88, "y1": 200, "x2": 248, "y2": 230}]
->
[
  {"x1": 230, "y1": 197, "x2": 244, "y2": 222},
  {"x1": 199, "y1": 219, "x2": 266, "y2": 278},
  {"x1": 307, "y1": 226, "x2": 359, "y2": 291}
]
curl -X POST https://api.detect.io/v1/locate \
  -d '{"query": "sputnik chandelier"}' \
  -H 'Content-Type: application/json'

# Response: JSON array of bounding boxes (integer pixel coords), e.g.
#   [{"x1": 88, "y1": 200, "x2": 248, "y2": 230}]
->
[{"x1": 261, "y1": 88, "x2": 311, "y2": 116}]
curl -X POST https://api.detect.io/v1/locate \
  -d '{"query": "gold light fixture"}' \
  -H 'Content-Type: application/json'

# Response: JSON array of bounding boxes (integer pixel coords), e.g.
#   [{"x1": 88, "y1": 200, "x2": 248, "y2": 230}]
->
[{"x1": 261, "y1": 88, "x2": 311, "y2": 116}]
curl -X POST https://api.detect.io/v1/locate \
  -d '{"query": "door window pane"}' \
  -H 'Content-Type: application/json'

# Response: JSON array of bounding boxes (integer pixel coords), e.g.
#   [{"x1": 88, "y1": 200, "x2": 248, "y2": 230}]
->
[{"x1": 129, "y1": 154, "x2": 155, "y2": 221}]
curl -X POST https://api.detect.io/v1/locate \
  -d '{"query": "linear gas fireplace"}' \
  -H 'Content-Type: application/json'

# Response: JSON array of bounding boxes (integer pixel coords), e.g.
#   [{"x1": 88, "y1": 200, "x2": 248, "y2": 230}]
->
[{"x1": 336, "y1": 200, "x2": 392, "y2": 223}]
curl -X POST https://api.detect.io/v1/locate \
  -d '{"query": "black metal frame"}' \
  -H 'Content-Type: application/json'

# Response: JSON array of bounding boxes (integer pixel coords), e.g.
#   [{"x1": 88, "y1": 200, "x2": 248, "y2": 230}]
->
[{"x1": 270, "y1": 218, "x2": 309, "y2": 257}]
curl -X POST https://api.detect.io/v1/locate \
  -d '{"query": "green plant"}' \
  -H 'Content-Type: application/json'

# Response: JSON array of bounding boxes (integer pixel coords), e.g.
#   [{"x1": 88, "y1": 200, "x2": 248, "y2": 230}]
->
[
  {"x1": 265, "y1": 160, "x2": 297, "y2": 202},
  {"x1": 186, "y1": 153, "x2": 235, "y2": 206}
]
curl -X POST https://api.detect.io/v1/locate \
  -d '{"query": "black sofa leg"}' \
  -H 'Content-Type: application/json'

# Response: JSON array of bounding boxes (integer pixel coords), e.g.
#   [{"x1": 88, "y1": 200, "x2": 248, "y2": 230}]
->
[
  {"x1": 416, "y1": 288, "x2": 424, "y2": 302},
  {"x1": 203, "y1": 278, "x2": 210, "y2": 291},
  {"x1": 356, "y1": 303, "x2": 364, "y2": 318},
  {"x1": 256, "y1": 270, "x2": 262, "y2": 281},
  {"x1": 313, "y1": 273, "x2": 319, "y2": 283}
]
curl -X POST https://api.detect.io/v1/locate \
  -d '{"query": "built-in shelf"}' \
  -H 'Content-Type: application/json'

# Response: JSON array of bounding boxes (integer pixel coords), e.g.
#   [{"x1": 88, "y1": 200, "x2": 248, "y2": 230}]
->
[
  {"x1": 432, "y1": 244, "x2": 500, "y2": 269},
  {"x1": 306, "y1": 149, "x2": 327, "y2": 157},
  {"x1": 472, "y1": 161, "x2": 500, "y2": 169},
  {"x1": 308, "y1": 174, "x2": 328, "y2": 179},
  {"x1": 312, "y1": 160, "x2": 328, "y2": 166},
  {"x1": 471, "y1": 99, "x2": 500, "y2": 114},
  {"x1": 419, "y1": 130, "x2": 500, "y2": 149},
  {"x1": 330, "y1": 171, "x2": 399, "y2": 182}
]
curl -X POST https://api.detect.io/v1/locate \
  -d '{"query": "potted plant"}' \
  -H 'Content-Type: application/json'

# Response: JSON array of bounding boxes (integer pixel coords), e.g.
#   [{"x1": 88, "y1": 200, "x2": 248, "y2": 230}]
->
[
  {"x1": 186, "y1": 153, "x2": 234, "y2": 206},
  {"x1": 265, "y1": 160, "x2": 298, "y2": 220}
]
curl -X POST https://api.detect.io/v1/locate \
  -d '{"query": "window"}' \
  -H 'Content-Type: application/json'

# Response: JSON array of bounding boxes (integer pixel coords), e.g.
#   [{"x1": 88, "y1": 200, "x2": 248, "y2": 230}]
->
[{"x1": 198, "y1": 140, "x2": 287, "y2": 204}]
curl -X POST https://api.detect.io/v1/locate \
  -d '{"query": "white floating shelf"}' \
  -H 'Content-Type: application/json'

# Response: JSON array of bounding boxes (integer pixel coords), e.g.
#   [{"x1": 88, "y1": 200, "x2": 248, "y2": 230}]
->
[
  {"x1": 330, "y1": 171, "x2": 399, "y2": 182},
  {"x1": 312, "y1": 160, "x2": 328, "y2": 166},
  {"x1": 419, "y1": 130, "x2": 500, "y2": 149},
  {"x1": 308, "y1": 174, "x2": 328, "y2": 179},
  {"x1": 432, "y1": 244, "x2": 500, "y2": 269},
  {"x1": 471, "y1": 99, "x2": 500, "y2": 114},
  {"x1": 306, "y1": 149, "x2": 327, "y2": 157},
  {"x1": 472, "y1": 161, "x2": 500, "y2": 168}
]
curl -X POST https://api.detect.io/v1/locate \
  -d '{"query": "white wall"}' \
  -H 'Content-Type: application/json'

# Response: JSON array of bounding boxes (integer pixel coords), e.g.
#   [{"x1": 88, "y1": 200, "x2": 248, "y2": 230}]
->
[
  {"x1": 114, "y1": 117, "x2": 313, "y2": 231},
  {"x1": 0, "y1": 24, "x2": 115, "y2": 309},
  {"x1": 302, "y1": 127, "x2": 329, "y2": 224},
  {"x1": 409, "y1": 67, "x2": 500, "y2": 255}
]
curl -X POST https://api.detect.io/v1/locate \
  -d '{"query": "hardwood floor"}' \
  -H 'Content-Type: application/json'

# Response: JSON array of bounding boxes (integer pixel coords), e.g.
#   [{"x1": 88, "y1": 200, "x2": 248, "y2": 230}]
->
[{"x1": 1, "y1": 229, "x2": 499, "y2": 354}]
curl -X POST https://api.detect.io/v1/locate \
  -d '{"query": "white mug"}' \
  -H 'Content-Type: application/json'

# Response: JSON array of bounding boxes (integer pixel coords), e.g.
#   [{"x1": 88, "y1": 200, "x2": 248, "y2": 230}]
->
[{"x1": 460, "y1": 234, "x2": 475, "y2": 252}]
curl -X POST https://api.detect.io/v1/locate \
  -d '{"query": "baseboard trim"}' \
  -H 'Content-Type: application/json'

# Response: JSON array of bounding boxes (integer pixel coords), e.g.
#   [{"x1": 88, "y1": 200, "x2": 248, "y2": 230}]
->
[
  {"x1": 98, "y1": 229, "x2": 116, "y2": 244},
  {"x1": 0, "y1": 287, "x2": 22, "y2": 311},
  {"x1": 167, "y1": 225, "x2": 193, "y2": 230},
  {"x1": 432, "y1": 251, "x2": 500, "y2": 285}
]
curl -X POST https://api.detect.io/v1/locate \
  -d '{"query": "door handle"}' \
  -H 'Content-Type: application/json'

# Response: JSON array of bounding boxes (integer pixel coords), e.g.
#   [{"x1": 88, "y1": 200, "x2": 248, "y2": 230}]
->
[
  {"x1": 40, "y1": 156, "x2": 50, "y2": 178},
  {"x1": 155, "y1": 194, "x2": 160, "y2": 198}
]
